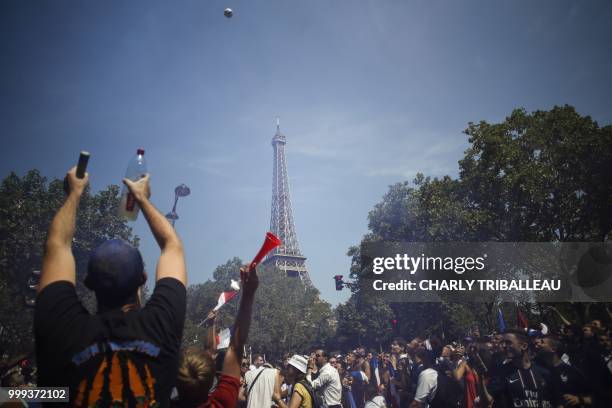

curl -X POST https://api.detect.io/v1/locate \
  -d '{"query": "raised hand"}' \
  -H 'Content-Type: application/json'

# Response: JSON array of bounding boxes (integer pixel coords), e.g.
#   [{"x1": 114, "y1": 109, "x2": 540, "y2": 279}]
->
[
  {"x1": 122, "y1": 174, "x2": 151, "y2": 202},
  {"x1": 64, "y1": 166, "x2": 89, "y2": 196},
  {"x1": 240, "y1": 265, "x2": 259, "y2": 295}
]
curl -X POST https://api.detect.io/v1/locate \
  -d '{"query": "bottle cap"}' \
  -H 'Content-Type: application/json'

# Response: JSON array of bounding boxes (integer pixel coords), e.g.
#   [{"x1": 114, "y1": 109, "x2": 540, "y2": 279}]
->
[{"x1": 137, "y1": 148, "x2": 145, "y2": 155}]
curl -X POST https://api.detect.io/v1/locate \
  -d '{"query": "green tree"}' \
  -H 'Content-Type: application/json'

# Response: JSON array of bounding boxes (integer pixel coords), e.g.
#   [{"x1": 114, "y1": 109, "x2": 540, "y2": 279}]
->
[
  {"x1": 459, "y1": 106, "x2": 612, "y2": 241},
  {"x1": 333, "y1": 293, "x2": 394, "y2": 350},
  {"x1": 340, "y1": 105, "x2": 612, "y2": 341},
  {"x1": 0, "y1": 170, "x2": 137, "y2": 358},
  {"x1": 184, "y1": 259, "x2": 334, "y2": 360}
]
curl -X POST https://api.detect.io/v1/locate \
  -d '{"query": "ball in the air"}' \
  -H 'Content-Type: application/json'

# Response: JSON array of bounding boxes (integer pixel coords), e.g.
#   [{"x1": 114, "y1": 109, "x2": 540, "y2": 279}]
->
[{"x1": 224, "y1": 8, "x2": 233, "y2": 18}]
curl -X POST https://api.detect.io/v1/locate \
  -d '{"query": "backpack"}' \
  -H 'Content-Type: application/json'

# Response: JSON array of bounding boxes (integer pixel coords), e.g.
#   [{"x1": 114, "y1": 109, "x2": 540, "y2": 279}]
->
[
  {"x1": 297, "y1": 379, "x2": 327, "y2": 408},
  {"x1": 429, "y1": 368, "x2": 463, "y2": 408}
]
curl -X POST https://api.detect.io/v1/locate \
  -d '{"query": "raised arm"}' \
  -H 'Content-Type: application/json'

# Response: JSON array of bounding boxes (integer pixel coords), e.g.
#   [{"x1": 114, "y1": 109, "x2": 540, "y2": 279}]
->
[
  {"x1": 548, "y1": 306, "x2": 571, "y2": 326},
  {"x1": 306, "y1": 358, "x2": 329, "y2": 390},
  {"x1": 203, "y1": 310, "x2": 218, "y2": 352},
  {"x1": 453, "y1": 359, "x2": 467, "y2": 382},
  {"x1": 123, "y1": 175, "x2": 186, "y2": 286},
  {"x1": 38, "y1": 167, "x2": 88, "y2": 293},
  {"x1": 273, "y1": 370, "x2": 288, "y2": 408},
  {"x1": 222, "y1": 265, "x2": 259, "y2": 379}
]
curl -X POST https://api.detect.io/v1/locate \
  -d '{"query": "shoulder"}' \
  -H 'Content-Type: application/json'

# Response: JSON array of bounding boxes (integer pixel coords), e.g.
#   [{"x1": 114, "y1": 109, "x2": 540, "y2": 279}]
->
[
  {"x1": 294, "y1": 382, "x2": 309, "y2": 396},
  {"x1": 264, "y1": 367, "x2": 277, "y2": 377},
  {"x1": 245, "y1": 367, "x2": 262, "y2": 383},
  {"x1": 420, "y1": 368, "x2": 438, "y2": 383},
  {"x1": 216, "y1": 374, "x2": 241, "y2": 389},
  {"x1": 36, "y1": 280, "x2": 77, "y2": 304},
  {"x1": 144, "y1": 277, "x2": 187, "y2": 313},
  {"x1": 204, "y1": 374, "x2": 241, "y2": 407},
  {"x1": 532, "y1": 364, "x2": 551, "y2": 379},
  {"x1": 422, "y1": 368, "x2": 438, "y2": 377},
  {"x1": 246, "y1": 367, "x2": 261, "y2": 377},
  {"x1": 34, "y1": 281, "x2": 88, "y2": 331}
]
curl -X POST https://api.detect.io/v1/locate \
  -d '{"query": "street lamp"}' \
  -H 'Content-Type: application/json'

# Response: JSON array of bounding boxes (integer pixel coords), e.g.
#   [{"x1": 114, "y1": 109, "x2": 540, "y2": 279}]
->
[{"x1": 166, "y1": 183, "x2": 191, "y2": 227}]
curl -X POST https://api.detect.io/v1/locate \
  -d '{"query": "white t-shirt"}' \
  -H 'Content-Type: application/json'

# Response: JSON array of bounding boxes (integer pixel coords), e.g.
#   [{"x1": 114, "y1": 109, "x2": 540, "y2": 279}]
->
[
  {"x1": 414, "y1": 368, "x2": 438, "y2": 408},
  {"x1": 365, "y1": 395, "x2": 387, "y2": 407},
  {"x1": 245, "y1": 367, "x2": 277, "y2": 408}
]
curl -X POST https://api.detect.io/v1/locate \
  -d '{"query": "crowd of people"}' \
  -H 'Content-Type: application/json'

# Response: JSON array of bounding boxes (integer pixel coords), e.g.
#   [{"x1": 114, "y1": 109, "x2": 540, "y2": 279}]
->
[
  {"x1": 0, "y1": 166, "x2": 611, "y2": 407},
  {"x1": 220, "y1": 319, "x2": 611, "y2": 408}
]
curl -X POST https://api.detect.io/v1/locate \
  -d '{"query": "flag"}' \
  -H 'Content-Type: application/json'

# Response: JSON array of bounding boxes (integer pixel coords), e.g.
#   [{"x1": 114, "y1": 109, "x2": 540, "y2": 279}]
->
[
  {"x1": 230, "y1": 279, "x2": 241, "y2": 291},
  {"x1": 516, "y1": 305, "x2": 529, "y2": 329},
  {"x1": 216, "y1": 328, "x2": 232, "y2": 349},
  {"x1": 497, "y1": 308, "x2": 506, "y2": 333},
  {"x1": 213, "y1": 290, "x2": 238, "y2": 311}
]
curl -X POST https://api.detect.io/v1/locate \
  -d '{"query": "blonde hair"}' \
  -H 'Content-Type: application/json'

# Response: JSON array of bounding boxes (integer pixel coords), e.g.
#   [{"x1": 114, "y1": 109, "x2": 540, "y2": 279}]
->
[{"x1": 176, "y1": 346, "x2": 216, "y2": 405}]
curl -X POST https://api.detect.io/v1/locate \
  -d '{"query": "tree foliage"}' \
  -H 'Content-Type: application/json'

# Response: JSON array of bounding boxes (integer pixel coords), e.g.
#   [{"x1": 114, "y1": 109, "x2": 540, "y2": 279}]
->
[
  {"x1": 338, "y1": 106, "x2": 612, "y2": 344},
  {"x1": 184, "y1": 259, "x2": 334, "y2": 360}
]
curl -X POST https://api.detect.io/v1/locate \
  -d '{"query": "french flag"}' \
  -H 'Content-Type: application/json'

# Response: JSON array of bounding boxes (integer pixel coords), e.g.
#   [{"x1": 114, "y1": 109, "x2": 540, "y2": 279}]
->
[
  {"x1": 216, "y1": 328, "x2": 232, "y2": 349},
  {"x1": 516, "y1": 306, "x2": 529, "y2": 329},
  {"x1": 497, "y1": 308, "x2": 506, "y2": 333},
  {"x1": 213, "y1": 290, "x2": 239, "y2": 311}
]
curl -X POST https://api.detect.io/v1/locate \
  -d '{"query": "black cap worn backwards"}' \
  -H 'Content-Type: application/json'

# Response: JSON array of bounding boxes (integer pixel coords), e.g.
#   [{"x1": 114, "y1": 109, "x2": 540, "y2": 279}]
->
[{"x1": 85, "y1": 239, "x2": 145, "y2": 308}]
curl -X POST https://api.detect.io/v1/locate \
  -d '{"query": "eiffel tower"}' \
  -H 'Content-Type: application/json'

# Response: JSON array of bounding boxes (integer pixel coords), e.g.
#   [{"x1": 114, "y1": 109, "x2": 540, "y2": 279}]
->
[{"x1": 263, "y1": 119, "x2": 311, "y2": 285}]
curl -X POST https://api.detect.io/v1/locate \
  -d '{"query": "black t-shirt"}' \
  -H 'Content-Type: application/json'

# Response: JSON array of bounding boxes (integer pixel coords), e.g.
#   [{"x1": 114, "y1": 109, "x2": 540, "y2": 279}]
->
[
  {"x1": 491, "y1": 363, "x2": 553, "y2": 408},
  {"x1": 34, "y1": 278, "x2": 186, "y2": 407},
  {"x1": 549, "y1": 362, "x2": 591, "y2": 407}
]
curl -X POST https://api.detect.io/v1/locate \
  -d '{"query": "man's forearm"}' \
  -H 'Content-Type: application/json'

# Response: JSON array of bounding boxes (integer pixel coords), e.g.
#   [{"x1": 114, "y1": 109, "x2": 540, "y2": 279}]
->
[
  {"x1": 46, "y1": 193, "x2": 80, "y2": 248},
  {"x1": 306, "y1": 372, "x2": 324, "y2": 388},
  {"x1": 138, "y1": 198, "x2": 181, "y2": 249},
  {"x1": 39, "y1": 192, "x2": 81, "y2": 291},
  {"x1": 231, "y1": 290, "x2": 256, "y2": 356},
  {"x1": 274, "y1": 371, "x2": 288, "y2": 408},
  {"x1": 205, "y1": 322, "x2": 216, "y2": 351}
]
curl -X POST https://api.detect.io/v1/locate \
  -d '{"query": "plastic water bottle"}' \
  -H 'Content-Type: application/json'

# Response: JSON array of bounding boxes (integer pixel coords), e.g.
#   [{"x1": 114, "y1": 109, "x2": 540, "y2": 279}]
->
[{"x1": 118, "y1": 148, "x2": 147, "y2": 221}]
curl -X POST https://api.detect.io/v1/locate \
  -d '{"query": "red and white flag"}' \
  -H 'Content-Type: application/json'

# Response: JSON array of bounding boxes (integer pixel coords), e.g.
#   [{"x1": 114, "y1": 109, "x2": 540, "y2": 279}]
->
[
  {"x1": 213, "y1": 290, "x2": 238, "y2": 311},
  {"x1": 516, "y1": 305, "x2": 529, "y2": 329},
  {"x1": 216, "y1": 328, "x2": 232, "y2": 349}
]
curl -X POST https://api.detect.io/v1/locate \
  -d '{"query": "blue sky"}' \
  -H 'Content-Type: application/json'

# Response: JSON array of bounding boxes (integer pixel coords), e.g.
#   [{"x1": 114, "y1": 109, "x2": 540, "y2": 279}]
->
[{"x1": 1, "y1": 0, "x2": 611, "y2": 305}]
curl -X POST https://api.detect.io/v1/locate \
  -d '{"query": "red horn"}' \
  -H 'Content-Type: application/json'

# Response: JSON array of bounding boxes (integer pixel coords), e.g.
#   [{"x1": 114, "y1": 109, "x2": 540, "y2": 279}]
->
[{"x1": 250, "y1": 232, "x2": 282, "y2": 271}]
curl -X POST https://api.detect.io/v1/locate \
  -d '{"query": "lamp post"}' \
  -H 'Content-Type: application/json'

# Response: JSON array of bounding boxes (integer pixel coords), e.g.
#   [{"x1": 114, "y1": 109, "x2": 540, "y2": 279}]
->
[{"x1": 166, "y1": 184, "x2": 190, "y2": 228}]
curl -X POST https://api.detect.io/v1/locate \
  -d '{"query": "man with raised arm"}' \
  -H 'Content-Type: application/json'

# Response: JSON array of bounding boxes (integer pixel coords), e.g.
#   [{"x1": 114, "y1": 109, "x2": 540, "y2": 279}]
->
[
  {"x1": 307, "y1": 349, "x2": 343, "y2": 408},
  {"x1": 34, "y1": 167, "x2": 187, "y2": 407},
  {"x1": 175, "y1": 263, "x2": 259, "y2": 407}
]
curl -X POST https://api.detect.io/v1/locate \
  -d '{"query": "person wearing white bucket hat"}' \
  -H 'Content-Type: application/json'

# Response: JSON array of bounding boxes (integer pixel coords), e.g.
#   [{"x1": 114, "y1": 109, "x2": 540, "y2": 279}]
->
[
  {"x1": 289, "y1": 355, "x2": 309, "y2": 375},
  {"x1": 276, "y1": 354, "x2": 314, "y2": 408}
]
